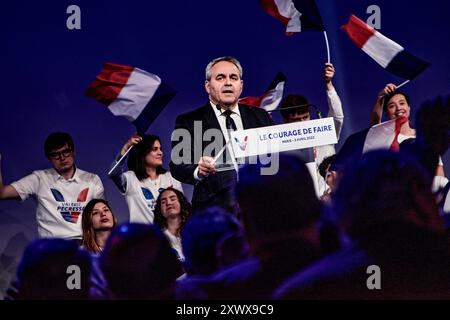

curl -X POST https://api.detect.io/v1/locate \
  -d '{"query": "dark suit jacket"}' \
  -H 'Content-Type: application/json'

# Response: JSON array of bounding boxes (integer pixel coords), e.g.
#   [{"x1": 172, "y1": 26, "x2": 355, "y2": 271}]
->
[{"x1": 169, "y1": 102, "x2": 273, "y2": 213}]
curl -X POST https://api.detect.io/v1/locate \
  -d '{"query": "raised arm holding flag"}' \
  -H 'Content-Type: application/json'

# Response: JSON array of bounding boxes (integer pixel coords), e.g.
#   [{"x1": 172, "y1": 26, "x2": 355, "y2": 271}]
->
[{"x1": 85, "y1": 62, "x2": 183, "y2": 224}]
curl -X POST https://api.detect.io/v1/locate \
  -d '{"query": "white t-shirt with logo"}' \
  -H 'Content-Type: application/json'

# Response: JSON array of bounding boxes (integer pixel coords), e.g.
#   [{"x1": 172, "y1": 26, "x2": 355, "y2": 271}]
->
[
  {"x1": 11, "y1": 168, "x2": 104, "y2": 239},
  {"x1": 123, "y1": 171, "x2": 183, "y2": 224}
]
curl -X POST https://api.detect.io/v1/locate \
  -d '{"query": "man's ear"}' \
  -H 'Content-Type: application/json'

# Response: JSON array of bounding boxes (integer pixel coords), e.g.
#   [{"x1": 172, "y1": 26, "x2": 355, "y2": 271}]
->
[{"x1": 205, "y1": 80, "x2": 210, "y2": 94}]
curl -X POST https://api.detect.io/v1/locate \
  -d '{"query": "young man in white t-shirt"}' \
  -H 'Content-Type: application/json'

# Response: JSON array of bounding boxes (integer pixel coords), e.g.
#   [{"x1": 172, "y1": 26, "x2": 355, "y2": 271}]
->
[{"x1": 0, "y1": 132, "x2": 104, "y2": 240}]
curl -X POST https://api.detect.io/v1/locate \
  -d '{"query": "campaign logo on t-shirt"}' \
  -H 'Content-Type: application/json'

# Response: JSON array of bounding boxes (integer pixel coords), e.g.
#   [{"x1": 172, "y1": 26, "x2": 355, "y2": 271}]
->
[
  {"x1": 141, "y1": 187, "x2": 154, "y2": 200},
  {"x1": 50, "y1": 187, "x2": 89, "y2": 223}
]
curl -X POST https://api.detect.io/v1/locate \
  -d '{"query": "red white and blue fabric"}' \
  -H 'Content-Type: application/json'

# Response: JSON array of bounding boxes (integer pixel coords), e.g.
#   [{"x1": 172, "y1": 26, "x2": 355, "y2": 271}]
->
[
  {"x1": 260, "y1": 0, "x2": 324, "y2": 35},
  {"x1": 85, "y1": 63, "x2": 176, "y2": 134},
  {"x1": 362, "y1": 117, "x2": 410, "y2": 154},
  {"x1": 441, "y1": 182, "x2": 450, "y2": 214},
  {"x1": 239, "y1": 72, "x2": 286, "y2": 112},
  {"x1": 50, "y1": 187, "x2": 89, "y2": 223},
  {"x1": 341, "y1": 15, "x2": 429, "y2": 80}
]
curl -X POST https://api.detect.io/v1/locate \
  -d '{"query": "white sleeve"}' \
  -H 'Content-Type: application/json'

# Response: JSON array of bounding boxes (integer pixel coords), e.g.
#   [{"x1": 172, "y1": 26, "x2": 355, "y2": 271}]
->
[
  {"x1": 193, "y1": 166, "x2": 202, "y2": 181},
  {"x1": 10, "y1": 171, "x2": 40, "y2": 201},
  {"x1": 326, "y1": 88, "x2": 344, "y2": 140}
]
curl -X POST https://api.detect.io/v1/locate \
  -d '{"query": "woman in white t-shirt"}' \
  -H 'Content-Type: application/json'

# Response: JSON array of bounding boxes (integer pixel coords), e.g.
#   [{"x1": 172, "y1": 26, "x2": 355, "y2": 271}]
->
[
  {"x1": 109, "y1": 134, "x2": 183, "y2": 224},
  {"x1": 153, "y1": 187, "x2": 192, "y2": 262},
  {"x1": 371, "y1": 84, "x2": 416, "y2": 138}
]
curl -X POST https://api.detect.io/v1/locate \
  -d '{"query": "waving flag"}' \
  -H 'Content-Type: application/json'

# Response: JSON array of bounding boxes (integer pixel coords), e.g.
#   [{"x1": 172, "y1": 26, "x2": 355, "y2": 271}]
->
[
  {"x1": 260, "y1": 0, "x2": 324, "y2": 35},
  {"x1": 85, "y1": 63, "x2": 176, "y2": 134},
  {"x1": 239, "y1": 72, "x2": 286, "y2": 112},
  {"x1": 442, "y1": 183, "x2": 450, "y2": 215},
  {"x1": 341, "y1": 15, "x2": 429, "y2": 80}
]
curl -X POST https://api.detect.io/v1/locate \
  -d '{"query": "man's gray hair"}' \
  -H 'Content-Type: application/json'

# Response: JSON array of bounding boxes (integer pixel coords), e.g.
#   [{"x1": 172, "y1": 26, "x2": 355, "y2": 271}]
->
[{"x1": 205, "y1": 56, "x2": 243, "y2": 80}]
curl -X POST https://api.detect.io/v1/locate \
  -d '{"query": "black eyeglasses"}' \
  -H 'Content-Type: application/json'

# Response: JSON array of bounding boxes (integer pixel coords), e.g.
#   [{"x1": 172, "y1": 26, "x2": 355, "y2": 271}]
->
[{"x1": 48, "y1": 148, "x2": 72, "y2": 160}]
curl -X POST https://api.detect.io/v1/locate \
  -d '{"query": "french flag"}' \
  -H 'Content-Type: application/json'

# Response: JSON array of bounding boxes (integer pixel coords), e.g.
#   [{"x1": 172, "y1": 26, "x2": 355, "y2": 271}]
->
[
  {"x1": 85, "y1": 63, "x2": 176, "y2": 134},
  {"x1": 333, "y1": 117, "x2": 410, "y2": 170},
  {"x1": 260, "y1": 0, "x2": 324, "y2": 35},
  {"x1": 341, "y1": 15, "x2": 429, "y2": 80},
  {"x1": 239, "y1": 72, "x2": 286, "y2": 112}
]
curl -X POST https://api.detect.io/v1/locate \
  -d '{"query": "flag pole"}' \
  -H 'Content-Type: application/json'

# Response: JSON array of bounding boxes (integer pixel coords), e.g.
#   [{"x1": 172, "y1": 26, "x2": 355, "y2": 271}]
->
[
  {"x1": 396, "y1": 80, "x2": 410, "y2": 90},
  {"x1": 323, "y1": 31, "x2": 331, "y2": 64},
  {"x1": 211, "y1": 140, "x2": 238, "y2": 172},
  {"x1": 107, "y1": 145, "x2": 134, "y2": 176}
]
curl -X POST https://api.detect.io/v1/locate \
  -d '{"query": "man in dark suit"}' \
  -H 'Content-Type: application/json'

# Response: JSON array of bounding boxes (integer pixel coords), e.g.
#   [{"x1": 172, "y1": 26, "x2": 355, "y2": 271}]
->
[{"x1": 170, "y1": 56, "x2": 273, "y2": 214}]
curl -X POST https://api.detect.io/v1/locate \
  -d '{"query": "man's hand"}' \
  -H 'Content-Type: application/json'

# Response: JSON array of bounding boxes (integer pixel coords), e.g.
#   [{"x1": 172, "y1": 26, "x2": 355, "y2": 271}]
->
[
  {"x1": 197, "y1": 156, "x2": 216, "y2": 178},
  {"x1": 324, "y1": 63, "x2": 335, "y2": 91}
]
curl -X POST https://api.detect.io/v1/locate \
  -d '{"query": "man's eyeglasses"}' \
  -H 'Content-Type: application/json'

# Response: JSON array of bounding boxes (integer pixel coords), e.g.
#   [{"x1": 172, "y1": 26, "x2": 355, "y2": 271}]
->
[{"x1": 48, "y1": 148, "x2": 72, "y2": 160}]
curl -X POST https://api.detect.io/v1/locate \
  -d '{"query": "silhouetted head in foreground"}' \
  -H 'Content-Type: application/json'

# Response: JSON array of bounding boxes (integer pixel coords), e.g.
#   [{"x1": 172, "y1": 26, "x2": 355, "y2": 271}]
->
[
  {"x1": 17, "y1": 238, "x2": 91, "y2": 300},
  {"x1": 101, "y1": 223, "x2": 183, "y2": 299},
  {"x1": 333, "y1": 150, "x2": 445, "y2": 240}
]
